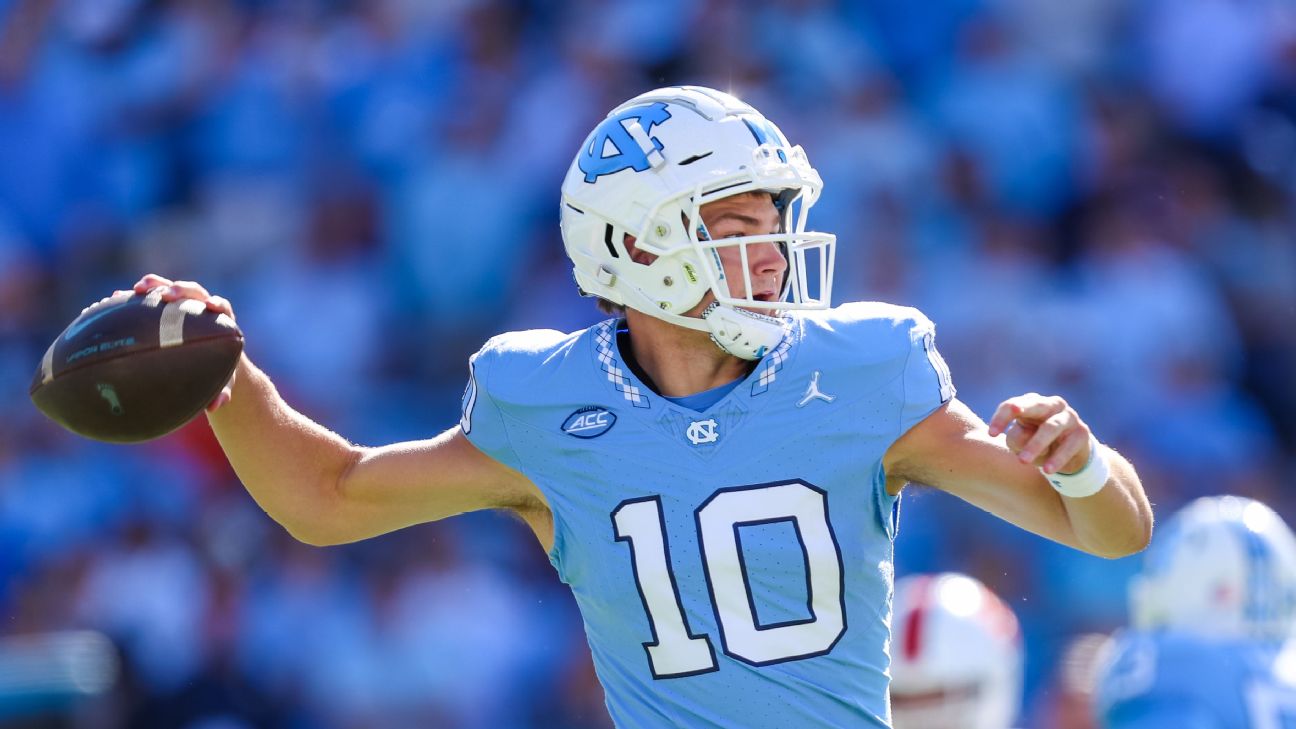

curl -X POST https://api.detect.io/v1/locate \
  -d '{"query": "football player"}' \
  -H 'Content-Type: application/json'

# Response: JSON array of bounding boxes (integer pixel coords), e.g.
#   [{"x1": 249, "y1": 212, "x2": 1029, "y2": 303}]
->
[
  {"x1": 1096, "y1": 495, "x2": 1296, "y2": 728},
  {"x1": 891, "y1": 573, "x2": 1024, "y2": 729},
  {"x1": 129, "y1": 86, "x2": 1151, "y2": 728}
]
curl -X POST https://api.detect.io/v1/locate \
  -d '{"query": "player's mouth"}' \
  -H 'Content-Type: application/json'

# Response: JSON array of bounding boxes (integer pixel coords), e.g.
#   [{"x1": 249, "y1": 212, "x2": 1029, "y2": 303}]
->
[{"x1": 752, "y1": 291, "x2": 779, "y2": 303}]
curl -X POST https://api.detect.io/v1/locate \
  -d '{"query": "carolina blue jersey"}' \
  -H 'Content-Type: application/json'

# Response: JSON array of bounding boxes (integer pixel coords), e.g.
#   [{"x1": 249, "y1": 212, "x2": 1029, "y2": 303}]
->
[
  {"x1": 1097, "y1": 630, "x2": 1296, "y2": 729},
  {"x1": 460, "y1": 302, "x2": 954, "y2": 728}
]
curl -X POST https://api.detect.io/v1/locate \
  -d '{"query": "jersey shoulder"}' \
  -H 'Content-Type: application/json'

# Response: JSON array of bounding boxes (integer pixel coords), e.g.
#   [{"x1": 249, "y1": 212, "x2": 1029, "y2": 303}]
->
[
  {"x1": 460, "y1": 324, "x2": 604, "y2": 463},
  {"x1": 797, "y1": 301, "x2": 936, "y2": 350},
  {"x1": 469, "y1": 325, "x2": 596, "y2": 406},
  {"x1": 791, "y1": 302, "x2": 951, "y2": 414},
  {"x1": 793, "y1": 301, "x2": 934, "y2": 369}
]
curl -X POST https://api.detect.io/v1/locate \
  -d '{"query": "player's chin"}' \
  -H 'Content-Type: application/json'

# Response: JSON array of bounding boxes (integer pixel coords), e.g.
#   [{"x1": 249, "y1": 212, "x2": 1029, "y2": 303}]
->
[{"x1": 736, "y1": 305, "x2": 783, "y2": 318}]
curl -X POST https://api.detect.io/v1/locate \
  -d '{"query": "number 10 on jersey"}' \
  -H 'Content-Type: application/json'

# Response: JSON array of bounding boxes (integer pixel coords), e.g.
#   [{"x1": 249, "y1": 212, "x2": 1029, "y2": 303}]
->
[{"x1": 611, "y1": 480, "x2": 846, "y2": 678}]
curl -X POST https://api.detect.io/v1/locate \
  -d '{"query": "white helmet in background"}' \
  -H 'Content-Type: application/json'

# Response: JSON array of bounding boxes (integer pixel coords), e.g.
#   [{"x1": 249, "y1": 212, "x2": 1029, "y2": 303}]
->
[
  {"x1": 890, "y1": 573, "x2": 1023, "y2": 729},
  {"x1": 1130, "y1": 495, "x2": 1296, "y2": 642},
  {"x1": 559, "y1": 85, "x2": 836, "y2": 360}
]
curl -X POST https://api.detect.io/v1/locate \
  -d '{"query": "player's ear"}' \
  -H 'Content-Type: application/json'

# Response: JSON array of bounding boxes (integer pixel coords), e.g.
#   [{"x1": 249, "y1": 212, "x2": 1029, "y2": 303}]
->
[{"x1": 623, "y1": 235, "x2": 657, "y2": 266}]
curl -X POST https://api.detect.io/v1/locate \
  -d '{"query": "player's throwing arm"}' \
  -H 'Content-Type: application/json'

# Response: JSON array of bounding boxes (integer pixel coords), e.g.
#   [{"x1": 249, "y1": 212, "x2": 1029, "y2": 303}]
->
[{"x1": 127, "y1": 274, "x2": 548, "y2": 549}]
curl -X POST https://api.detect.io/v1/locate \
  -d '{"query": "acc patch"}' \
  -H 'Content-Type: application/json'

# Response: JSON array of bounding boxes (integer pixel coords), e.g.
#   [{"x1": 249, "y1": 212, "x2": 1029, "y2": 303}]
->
[{"x1": 562, "y1": 407, "x2": 617, "y2": 439}]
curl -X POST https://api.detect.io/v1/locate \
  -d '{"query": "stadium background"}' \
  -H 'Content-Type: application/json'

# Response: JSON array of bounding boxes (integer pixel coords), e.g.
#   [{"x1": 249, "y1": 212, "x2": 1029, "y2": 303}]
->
[{"x1": 0, "y1": 0, "x2": 1293, "y2": 726}]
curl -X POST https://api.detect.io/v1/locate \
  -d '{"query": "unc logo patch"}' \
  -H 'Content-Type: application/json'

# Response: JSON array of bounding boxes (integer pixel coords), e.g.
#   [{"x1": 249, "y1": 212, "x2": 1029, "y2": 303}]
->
[
  {"x1": 686, "y1": 418, "x2": 719, "y2": 446},
  {"x1": 562, "y1": 407, "x2": 617, "y2": 439},
  {"x1": 578, "y1": 102, "x2": 673, "y2": 183}
]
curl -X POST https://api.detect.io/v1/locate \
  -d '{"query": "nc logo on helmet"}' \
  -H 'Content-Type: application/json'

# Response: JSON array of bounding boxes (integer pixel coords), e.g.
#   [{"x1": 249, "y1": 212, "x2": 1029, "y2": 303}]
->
[{"x1": 578, "y1": 102, "x2": 673, "y2": 183}]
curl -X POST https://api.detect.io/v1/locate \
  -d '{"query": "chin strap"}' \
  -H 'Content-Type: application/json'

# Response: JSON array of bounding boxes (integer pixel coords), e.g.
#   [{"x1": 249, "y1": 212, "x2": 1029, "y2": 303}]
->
[{"x1": 701, "y1": 303, "x2": 787, "y2": 361}]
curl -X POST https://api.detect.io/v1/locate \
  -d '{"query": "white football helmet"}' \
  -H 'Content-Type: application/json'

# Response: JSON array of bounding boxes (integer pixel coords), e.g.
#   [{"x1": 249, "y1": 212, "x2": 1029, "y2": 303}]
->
[
  {"x1": 890, "y1": 573, "x2": 1023, "y2": 729},
  {"x1": 559, "y1": 85, "x2": 836, "y2": 360},
  {"x1": 1130, "y1": 495, "x2": 1296, "y2": 641}
]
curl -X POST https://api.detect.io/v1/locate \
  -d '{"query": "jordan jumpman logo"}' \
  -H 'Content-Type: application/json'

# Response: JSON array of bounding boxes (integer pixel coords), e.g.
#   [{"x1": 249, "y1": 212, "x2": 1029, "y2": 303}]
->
[{"x1": 797, "y1": 371, "x2": 835, "y2": 408}]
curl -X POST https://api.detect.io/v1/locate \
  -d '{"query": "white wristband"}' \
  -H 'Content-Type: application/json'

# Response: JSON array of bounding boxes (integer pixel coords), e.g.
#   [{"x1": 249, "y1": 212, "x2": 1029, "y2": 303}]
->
[{"x1": 1043, "y1": 437, "x2": 1110, "y2": 498}]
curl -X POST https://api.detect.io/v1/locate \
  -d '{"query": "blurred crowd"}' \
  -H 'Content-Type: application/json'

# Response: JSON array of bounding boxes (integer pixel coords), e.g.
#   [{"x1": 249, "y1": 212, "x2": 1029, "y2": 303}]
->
[{"x1": 0, "y1": 0, "x2": 1293, "y2": 726}]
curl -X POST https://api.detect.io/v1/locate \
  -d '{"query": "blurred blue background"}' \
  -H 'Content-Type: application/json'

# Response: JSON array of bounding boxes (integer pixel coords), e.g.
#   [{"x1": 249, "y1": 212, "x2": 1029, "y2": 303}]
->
[{"x1": 0, "y1": 0, "x2": 1293, "y2": 726}]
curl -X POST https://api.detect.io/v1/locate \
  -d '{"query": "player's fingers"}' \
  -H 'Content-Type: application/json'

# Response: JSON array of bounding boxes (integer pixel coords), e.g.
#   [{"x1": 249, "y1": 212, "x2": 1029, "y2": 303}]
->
[
  {"x1": 206, "y1": 387, "x2": 231, "y2": 413},
  {"x1": 987, "y1": 399, "x2": 1026, "y2": 436},
  {"x1": 988, "y1": 392, "x2": 1064, "y2": 435},
  {"x1": 133, "y1": 273, "x2": 172, "y2": 293},
  {"x1": 151, "y1": 281, "x2": 220, "y2": 312},
  {"x1": 145, "y1": 279, "x2": 231, "y2": 319},
  {"x1": 205, "y1": 294, "x2": 235, "y2": 319},
  {"x1": 81, "y1": 290, "x2": 132, "y2": 316},
  {"x1": 1017, "y1": 410, "x2": 1074, "y2": 464},
  {"x1": 1003, "y1": 420, "x2": 1036, "y2": 453},
  {"x1": 1042, "y1": 427, "x2": 1091, "y2": 474},
  {"x1": 206, "y1": 372, "x2": 236, "y2": 413},
  {"x1": 157, "y1": 280, "x2": 211, "y2": 301},
  {"x1": 1013, "y1": 396, "x2": 1068, "y2": 424}
]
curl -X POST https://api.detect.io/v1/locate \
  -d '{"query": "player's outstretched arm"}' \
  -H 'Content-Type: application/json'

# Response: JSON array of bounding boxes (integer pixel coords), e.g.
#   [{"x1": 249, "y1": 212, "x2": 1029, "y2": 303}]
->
[
  {"x1": 133, "y1": 275, "x2": 547, "y2": 548},
  {"x1": 884, "y1": 394, "x2": 1152, "y2": 559}
]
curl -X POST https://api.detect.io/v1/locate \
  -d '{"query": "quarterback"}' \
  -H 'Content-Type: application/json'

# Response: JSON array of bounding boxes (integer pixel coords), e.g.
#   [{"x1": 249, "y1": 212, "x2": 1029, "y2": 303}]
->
[{"x1": 130, "y1": 86, "x2": 1151, "y2": 728}]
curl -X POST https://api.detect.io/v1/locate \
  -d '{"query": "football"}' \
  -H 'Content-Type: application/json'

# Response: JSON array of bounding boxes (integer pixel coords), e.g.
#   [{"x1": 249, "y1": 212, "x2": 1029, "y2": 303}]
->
[{"x1": 29, "y1": 290, "x2": 243, "y2": 443}]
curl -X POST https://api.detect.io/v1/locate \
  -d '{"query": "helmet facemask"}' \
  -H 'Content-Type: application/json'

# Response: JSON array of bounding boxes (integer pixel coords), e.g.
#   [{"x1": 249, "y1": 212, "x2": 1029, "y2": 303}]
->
[
  {"x1": 614, "y1": 145, "x2": 835, "y2": 359},
  {"x1": 668, "y1": 147, "x2": 835, "y2": 316}
]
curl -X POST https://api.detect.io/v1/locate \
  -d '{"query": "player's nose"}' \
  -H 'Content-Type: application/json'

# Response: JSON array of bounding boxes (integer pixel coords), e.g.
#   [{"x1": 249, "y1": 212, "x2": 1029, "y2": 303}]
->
[{"x1": 748, "y1": 241, "x2": 786, "y2": 276}]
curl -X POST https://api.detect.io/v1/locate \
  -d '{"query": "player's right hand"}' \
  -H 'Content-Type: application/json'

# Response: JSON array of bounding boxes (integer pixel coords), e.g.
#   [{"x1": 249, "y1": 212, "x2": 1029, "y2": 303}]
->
[
  {"x1": 131, "y1": 273, "x2": 238, "y2": 412},
  {"x1": 986, "y1": 393, "x2": 1092, "y2": 475}
]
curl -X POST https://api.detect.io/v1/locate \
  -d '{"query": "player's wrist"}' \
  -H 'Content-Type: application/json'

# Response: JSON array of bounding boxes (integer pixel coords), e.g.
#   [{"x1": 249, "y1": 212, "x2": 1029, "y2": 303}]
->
[{"x1": 1043, "y1": 437, "x2": 1110, "y2": 498}]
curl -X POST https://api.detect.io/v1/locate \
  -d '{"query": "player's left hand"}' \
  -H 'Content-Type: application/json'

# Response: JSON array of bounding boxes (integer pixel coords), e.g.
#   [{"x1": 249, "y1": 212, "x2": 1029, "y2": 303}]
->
[{"x1": 986, "y1": 394, "x2": 1093, "y2": 475}]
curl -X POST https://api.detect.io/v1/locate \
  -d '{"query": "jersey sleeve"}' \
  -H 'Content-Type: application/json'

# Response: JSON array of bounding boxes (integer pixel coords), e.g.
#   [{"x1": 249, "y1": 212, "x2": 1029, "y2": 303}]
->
[
  {"x1": 899, "y1": 311, "x2": 955, "y2": 435},
  {"x1": 458, "y1": 338, "x2": 524, "y2": 472}
]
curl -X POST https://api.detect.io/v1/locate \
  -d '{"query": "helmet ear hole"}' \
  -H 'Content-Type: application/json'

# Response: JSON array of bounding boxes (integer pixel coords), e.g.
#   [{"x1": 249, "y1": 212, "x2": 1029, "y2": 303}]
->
[
  {"x1": 622, "y1": 235, "x2": 658, "y2": 267},
  {"x1": 603, "y1": 225, "x2": 621, "y2": 259},
  {"x1": 603, "y1": 226, "x2": 657, "y2": 267}
]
